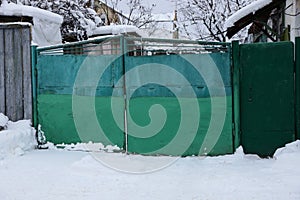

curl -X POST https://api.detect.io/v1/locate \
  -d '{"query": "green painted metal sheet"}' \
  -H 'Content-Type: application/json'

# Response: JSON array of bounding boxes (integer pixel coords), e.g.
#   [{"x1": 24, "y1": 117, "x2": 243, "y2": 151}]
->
[
  {"x1": 240, "y1": 42, "x2": 295, "y2": 157},
  {"x1": 124, "y1": 54, "x2": 232, "y2": 98},
  {"x1": 124, "y1": 53, "x2": 233, "y2": 156},
  {"x1": 37, "y1": 55, "x2": 123, "y2": 96},
  {"x1": 126, "y1": 97, "x2": 232, "y2": 156},
  {"x1": 37, "y1": 54, "x2": 125, "y2": 147},
  {"x1": 38, "y1": 94, "x2": 124, "y2": 146}
]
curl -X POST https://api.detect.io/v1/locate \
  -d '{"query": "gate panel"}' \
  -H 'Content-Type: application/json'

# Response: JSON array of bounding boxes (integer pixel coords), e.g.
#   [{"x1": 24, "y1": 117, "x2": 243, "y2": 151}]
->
[
  {"x1": 240, "y1": 42, "x2": 295, "y2": 156},
  {"x1": 36, "y1": 38, "x2": 124, "y2": 147},
  {"x1": 124, "y1": 38, "x2": 233, "y2": 156}
]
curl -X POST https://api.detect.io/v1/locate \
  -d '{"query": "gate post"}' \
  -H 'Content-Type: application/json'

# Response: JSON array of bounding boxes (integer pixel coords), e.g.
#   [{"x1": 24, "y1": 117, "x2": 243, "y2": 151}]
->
[
  {"x1": 31, "y1": 45, "x2": 38, "y2": 128},
  {"x1": 296, "y1": 37, "x2": 300, "y2": 139},
  {"x1": 120, "y1": 36, "x2": 128, "y2": 153},
  {"x1": 232, "y1": 41, "x2": 240, "y2": 150}
]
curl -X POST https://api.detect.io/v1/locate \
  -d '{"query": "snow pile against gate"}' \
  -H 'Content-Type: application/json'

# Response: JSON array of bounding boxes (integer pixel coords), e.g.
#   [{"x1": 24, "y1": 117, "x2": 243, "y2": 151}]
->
[{"x1": 0, "y1": 113, "x2": 37, "y2": 159}]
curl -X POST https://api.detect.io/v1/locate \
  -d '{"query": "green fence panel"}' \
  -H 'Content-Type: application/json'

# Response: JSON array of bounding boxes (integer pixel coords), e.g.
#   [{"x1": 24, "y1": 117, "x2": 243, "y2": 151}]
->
[
  {"x1": 37, "y1": 54, "x2": 125, "y2": 147},
  {"x1": 239, "y1": 42, "x2": 295, "y2": 157},
  {"x1": 124, "y1": 53, "x2": 233, "y2": 156},
  {"x1": 35, "y1": 36, "x2": 299, "y2": 156},
  {"x1": 36, "y1": 36, "x2": 234, "y2": 156}
]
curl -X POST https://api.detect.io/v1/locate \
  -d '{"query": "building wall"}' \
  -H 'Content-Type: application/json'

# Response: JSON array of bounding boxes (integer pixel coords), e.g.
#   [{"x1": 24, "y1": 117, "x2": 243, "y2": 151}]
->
[
  {"x1": 296, "y1": 0, "x2": 300, "y2": 38},
  {"x1": 285, "y1": 0, "x2": 300, "y2": 42}
]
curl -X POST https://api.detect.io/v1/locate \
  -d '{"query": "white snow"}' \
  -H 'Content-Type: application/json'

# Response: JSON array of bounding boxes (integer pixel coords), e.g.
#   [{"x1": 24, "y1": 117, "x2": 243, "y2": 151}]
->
[
  {"x1": 0, "y1": 118, "x2": 299, "y2": 200},
  {"x1": 0, "y1": 21, "x2": 32, "y2": 27},
  {"x1": 0, "y1": 114, "x2": 36, "y2": 160},
  {"x1": 0, "y1": 113, "x2": 8, "y2": 127},
  {"x1": 0, "y1": 1, "x2": 63, "y2": 46},
  {"x1": 57, "y1": 142, "x2": 121, "y2": 153},
  {"x1": 224, "y1": 0, "x2": 273, "y2": 28},
  {"x1": 0, "y1": 1, "x2": 63, "y2": 23},
  {"x1": 92, "y1": 24, "x2": 141, "y2": 36}
]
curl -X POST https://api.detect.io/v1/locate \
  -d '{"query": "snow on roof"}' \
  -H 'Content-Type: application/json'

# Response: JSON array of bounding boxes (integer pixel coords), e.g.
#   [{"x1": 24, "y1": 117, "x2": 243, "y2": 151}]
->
[
  {"x1": 0, "y1": 22, "x2": 32, "y2": 27},
  {"x1": 92, "y1": 25, "x2": 141, "y2": 36},
  {"x1": 0, "y1": 1, "x2": 63, "y2": 47},
  {"x1": 224, "y1": 0, "x2": 273, "y2": 28},
  {"x1": 0, "y1": 1, "x2": 63, "y2": 24}
]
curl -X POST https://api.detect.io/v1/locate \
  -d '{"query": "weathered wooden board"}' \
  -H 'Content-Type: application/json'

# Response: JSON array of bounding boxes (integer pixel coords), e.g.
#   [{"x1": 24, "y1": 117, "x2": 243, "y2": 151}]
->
[
  {"x1": 0, "y1": 24, "x2": 32, "y2": 121},
  {"x1": 22, "y1": 27, "x2": 32, "y2": 120},
  {"x1": 0, "y1": 29, "x2": 5, "y2": 114}
]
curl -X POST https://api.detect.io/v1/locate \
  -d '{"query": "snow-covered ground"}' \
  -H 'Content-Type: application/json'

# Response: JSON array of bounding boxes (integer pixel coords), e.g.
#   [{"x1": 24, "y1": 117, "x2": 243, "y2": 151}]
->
[
  {"x1": 0, "y1": 114, "x2": 300, "y2": 200},
  {"x1": 0, "y1": 115, "x2": 36, "y2": 160}
]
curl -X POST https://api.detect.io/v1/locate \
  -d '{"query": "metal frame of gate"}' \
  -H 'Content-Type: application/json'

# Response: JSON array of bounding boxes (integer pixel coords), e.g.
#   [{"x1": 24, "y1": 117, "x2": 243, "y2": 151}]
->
[{"x1": 31, "y1": 35, "x2": 300, "y2": 157}]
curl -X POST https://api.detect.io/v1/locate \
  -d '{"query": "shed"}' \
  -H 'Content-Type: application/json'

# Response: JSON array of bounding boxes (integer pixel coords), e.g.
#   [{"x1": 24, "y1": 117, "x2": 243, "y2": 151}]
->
[{"x1": 0, "y1": 1, "x2": 63, "y2": 46}]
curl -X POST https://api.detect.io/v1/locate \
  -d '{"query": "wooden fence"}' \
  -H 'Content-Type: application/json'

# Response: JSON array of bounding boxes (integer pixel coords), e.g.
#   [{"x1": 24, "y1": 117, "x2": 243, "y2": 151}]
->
[{"x1": 0, "y1": 23, "x2": 32, "y2": 121}]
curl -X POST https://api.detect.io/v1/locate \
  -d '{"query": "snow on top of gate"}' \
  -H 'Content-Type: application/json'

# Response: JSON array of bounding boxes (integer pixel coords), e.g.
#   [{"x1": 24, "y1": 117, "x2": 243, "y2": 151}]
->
[
  {"x1": 92, "y1": 25, "x2": 142, "y2": 36},
  {"x1": 224, "y1": 0, "x2": 273, "y2": 28}
]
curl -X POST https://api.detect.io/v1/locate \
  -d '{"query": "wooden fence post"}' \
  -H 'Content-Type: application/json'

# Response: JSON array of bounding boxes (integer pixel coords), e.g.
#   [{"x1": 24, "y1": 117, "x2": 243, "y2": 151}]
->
[{"x1": 0, "y1": 28, "x2": 5, "y2": 114}]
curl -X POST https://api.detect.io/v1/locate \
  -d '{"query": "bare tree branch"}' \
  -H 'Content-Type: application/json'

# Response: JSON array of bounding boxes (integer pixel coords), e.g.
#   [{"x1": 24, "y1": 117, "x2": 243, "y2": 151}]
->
[{"x1": 178, "y1": 0, "x2": 252, "y2": 41}]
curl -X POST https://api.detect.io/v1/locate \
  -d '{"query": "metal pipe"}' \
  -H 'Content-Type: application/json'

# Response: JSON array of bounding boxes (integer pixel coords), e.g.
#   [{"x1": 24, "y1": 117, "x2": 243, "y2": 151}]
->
[
  {"x1": 31, "y1": 45, "x2": 38, "y2": 128},
  {"x1": 37, "y1": 35, "x2": 122, "y2": 53}
]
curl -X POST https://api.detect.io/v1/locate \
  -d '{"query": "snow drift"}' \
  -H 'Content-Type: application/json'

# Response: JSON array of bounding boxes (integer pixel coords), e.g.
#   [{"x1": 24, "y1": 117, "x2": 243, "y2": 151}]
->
[
  {"x1": 0, "y1": 113, "x2": 8, "y2": 127},
  {"x1": 274, "y1": 140, "x2": 300, "y2": 158},
  {"x1": 0, "y1": 114, "x2": 37, "y2": 160}
]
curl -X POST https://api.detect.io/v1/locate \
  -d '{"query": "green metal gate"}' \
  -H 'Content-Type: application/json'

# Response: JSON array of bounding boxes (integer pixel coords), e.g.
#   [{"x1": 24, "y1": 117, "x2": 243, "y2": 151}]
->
[
  {"x1": 123, "y1": 38, "x2": 233, "y2": 156},
  {"x1": 238, "y1": 42, "x2": 295, "y2": 156},
  {"x1": 33, "y1": 36, "x2": 234, "y2": 156},
  {"x1": 35, "y1": 36, "x2": 125, "y2": 147}
]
